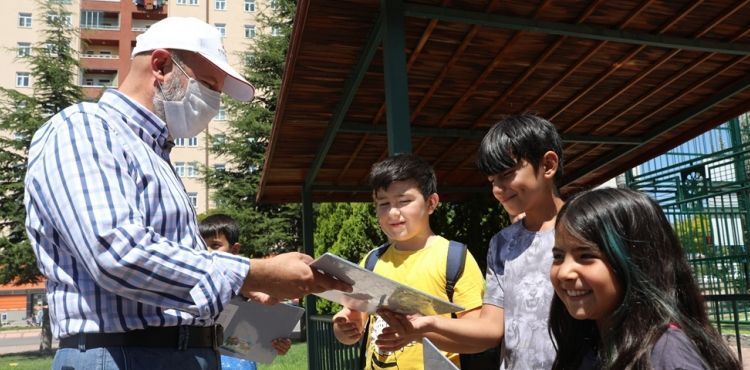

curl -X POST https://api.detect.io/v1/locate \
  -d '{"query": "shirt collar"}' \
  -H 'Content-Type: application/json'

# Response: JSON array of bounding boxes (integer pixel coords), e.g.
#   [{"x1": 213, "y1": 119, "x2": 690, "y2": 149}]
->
[{"x1": 98, "y1": 89, "x2": 172, "y2": 152}]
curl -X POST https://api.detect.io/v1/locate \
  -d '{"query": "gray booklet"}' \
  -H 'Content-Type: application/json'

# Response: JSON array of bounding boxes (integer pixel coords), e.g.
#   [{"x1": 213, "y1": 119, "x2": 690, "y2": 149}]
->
[
  {"x1": 310, "y1": 252, "x2": 463, "y2": 316},
  {"x1": 423, "y1": 338, "x2": 460, "y2": 370},
  {"x1": 216, "y1": 297, "x2": 304, "y2": 364}
]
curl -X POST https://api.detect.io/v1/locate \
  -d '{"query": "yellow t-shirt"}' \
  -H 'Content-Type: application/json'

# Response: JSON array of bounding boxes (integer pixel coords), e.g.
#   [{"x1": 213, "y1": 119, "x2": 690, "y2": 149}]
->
[{"x1": 361, "y1": 236, "x2": 485, "y2": 370}]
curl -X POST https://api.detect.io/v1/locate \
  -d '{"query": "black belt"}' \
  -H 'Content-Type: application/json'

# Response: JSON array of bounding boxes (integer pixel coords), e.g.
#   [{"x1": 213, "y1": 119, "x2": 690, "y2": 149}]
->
[{"x1": 60, "y1": 325, "x2": 223, "y2": 351}]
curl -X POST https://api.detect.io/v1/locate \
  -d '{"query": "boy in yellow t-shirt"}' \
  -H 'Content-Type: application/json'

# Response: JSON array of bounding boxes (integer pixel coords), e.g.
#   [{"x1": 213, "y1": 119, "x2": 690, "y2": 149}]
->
[{"x1": 332, "y1": 154, "x2": 485, "y2": 370}]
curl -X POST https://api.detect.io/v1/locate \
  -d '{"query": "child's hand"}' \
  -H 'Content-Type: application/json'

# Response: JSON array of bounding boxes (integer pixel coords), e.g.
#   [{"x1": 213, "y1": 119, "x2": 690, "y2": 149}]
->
[
  {"x1": 374, "y1": 325, "x2": 420, "y2": 353},
  {"x1": 333, "y1": 308, "x2": 365, "y2": 342},
  {"x1": 245, "y1": 291, "x2": 280, "y2": 305},
  {"x1": 272, "y1": 338, "x2": 292, "y2": 355},
  {"x1": 376, "y1": 309, "x2": 434, "y2": 336}
]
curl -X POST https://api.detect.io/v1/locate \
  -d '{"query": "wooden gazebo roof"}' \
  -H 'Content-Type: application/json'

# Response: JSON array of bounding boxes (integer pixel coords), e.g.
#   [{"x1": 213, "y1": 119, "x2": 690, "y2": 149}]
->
[{"x1": 258, "y1": 0, "x2": 750, "y2": 203}]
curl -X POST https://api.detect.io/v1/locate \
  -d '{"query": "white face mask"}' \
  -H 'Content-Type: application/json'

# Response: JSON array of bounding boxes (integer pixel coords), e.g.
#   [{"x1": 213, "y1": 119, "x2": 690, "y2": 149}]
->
[{"x1": 159, "y1": 59, "x2": 221, "y2": 138}]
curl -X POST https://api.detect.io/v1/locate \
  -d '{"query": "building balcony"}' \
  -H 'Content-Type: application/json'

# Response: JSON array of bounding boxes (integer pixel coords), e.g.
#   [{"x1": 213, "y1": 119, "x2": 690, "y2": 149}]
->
[
  {"x1": 80, "y1": 25, "x2": 121, "y2": 42},
  {"x1": 80, "y1": 54, "x2": 119, "y2": 70}
]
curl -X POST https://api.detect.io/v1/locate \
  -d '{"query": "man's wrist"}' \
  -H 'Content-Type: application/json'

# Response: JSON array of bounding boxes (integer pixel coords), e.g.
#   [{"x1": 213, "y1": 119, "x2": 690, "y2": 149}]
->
[{"x1": 242, "y1": 258, "x2": 268, "y2": 295}]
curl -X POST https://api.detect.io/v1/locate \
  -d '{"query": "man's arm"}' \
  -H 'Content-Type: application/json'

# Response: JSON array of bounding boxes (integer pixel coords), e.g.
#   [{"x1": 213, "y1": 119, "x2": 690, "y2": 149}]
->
[
  {"x1": 26, "y1": 113, "x2": 348, "y2": 320},
  {"x1": 376, "y1": 304, "x2": 504, "y2": 353}
]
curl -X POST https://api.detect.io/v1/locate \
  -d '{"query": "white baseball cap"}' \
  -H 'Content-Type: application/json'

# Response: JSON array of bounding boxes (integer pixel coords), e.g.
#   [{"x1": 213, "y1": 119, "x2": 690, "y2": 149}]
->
[{"x1": 132, "y1": 17, "x2": 255, "y2": 101}]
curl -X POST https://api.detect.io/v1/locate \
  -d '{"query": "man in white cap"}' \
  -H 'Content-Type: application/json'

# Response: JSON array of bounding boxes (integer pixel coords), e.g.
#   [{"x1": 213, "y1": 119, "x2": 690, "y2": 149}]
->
[{"x1": 24, "y1": 17, "x2": 350, "y2": 369}]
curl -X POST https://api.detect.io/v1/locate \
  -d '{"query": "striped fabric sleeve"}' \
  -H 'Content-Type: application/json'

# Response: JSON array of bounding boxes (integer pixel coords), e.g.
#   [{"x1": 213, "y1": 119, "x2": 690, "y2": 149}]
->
[{"x1": 31, "y1": 108, "x2": 249, "y2": 319}]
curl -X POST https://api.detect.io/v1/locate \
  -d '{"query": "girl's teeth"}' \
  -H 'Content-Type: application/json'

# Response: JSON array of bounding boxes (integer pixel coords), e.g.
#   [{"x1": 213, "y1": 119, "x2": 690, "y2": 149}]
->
[{"x1": 567, "y1": 290, "x2": 588, "y2": 297}]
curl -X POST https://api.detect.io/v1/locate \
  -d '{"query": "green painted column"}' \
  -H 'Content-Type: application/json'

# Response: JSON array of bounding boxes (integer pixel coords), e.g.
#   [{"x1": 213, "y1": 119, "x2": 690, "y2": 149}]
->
[
  {"x1": 381, "y1": 0, "x2": 412, "y2": 155},
  {"x1": 302, "y1": 189, "x2": 318, "y2": 370}
]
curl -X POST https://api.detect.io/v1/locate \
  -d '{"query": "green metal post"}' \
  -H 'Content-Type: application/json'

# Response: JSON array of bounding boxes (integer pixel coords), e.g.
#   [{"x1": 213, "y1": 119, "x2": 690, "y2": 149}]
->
[
  {"x1": 381, "y1": 0, "x2": 412, "y2": 155},
  {"x1": 302, "y1": 189, "x2": 318, "y2": 370}
]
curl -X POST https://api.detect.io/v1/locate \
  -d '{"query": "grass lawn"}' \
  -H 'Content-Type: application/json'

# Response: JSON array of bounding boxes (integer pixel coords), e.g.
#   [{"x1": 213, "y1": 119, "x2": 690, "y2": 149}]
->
[
  {"x1": 0, "y1": 351, "x2": 53, "y2": 370},
  {"x1": 0, "y1": 343, "x2": 308, "y2": 370},
  {"x1": 258, "y1": 342, "x2": 307, "y2": 370}
]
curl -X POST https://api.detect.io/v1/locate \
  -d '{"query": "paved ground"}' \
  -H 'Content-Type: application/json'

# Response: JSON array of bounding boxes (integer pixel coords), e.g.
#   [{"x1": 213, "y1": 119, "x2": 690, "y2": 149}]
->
[{"x1": 0, "y1": 328, "x2": 57, "y2": 355}]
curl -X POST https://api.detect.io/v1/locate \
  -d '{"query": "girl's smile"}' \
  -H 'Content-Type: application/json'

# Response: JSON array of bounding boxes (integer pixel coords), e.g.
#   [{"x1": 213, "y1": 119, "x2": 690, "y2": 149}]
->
[{"x1": 550, "y1": 226, "x2": 622, "y2": 331}]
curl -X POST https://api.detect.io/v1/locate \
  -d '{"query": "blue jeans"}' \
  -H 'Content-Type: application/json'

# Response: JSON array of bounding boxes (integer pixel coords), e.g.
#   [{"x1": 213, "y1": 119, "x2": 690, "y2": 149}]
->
[{"x1": 53, "y1": 347, "x2": 220, "y2": 370}]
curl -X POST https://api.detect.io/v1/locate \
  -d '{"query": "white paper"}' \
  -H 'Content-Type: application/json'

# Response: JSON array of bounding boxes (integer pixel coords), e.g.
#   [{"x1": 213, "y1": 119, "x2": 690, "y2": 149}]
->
[
  {"x1": 310, "y1": 253, "x2": 463, "y2": 315},
  {"x1": 422, "y1": 338, "x2": 459, "y2": 370},
  {"x1": 217, "y1": 297, "x2": 304, "y2": 364}
]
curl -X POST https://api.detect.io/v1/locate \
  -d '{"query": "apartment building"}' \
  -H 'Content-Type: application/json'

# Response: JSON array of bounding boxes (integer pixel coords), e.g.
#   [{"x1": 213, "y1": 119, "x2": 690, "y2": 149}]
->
[{"x1": 1, "y1": 0, "x2": 267, "y2": 214}]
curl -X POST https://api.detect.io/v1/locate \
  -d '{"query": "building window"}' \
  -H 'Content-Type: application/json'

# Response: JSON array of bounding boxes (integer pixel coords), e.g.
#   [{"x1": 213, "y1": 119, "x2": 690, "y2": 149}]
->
[
  {"x1": 213, "y1": 134, "x2": 226, "y2": 146},
  {"x1": 244, "y1": 25, "x2": 256, "y2": 39},
  {"x1": 271, "y1": 26, "x2": 281, "y2": 37},
  {"x1": 215, "y1": 0, "x2": 226, "y2": 10},
  {"x1": 187, "y1": 192, "x2": 198, "y2": 207},
  {"x1": 213, "y1": 163, "x2": 225, "y2": 171},
  {"x1": 214, "y1": 23, "x2": 226, "y2": 37},
  {"x1": 174, "y1": 137, "x2": 198, "y2": 147},
  {"x1": 47, "y1": 11, "x2": 72, "y2": 26},
  {"x1": 186, "y1": 162, "x2": 198, "y2": 177},
  {"x1": 45, "y1": 43, "x2": 58, "y2": 56},
  {"x1": 17, "y1": 43, "x2": 31, "y2": 57},
  {"x1": 16, "y1": 72, "x2": 30, "y2": 87},
  {"x1": 19, "y1": 13, "x2": 32, "y2": 28},
  {"x1": 174, "y1": 162, "x2": 185, "y2": 177},
  {"x1": 216, "y1": 106, "x2": 227, "y2": 121},
  {"x1": 244, "y1": 0, "x2": 255, "y2": 12}
]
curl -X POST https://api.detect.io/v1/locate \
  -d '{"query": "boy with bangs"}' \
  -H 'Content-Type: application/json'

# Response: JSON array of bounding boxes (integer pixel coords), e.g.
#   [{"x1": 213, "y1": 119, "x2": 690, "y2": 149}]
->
[
  {"x1": 331, "y1": 154, "x2": 485, "y2": 370},
  {"x1": 378, "y1": 114, "x2": 563, "y2": 369}
]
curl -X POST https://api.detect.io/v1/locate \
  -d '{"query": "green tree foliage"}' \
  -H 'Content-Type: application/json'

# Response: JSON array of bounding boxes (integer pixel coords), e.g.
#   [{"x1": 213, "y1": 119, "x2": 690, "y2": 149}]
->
[
  {"x1": 205, "y1": 0, "x2": 301, "y2": 257},
  {"x1": 0, "y1": 0, "x2": 82, "y2": 286},
  {"x1": 0, "y1": 0, "x2": 82, "y2": 349}
]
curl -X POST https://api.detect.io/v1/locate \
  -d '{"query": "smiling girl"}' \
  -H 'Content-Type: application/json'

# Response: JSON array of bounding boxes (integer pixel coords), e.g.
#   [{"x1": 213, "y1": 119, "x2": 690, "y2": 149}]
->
[{"x1": 549, "y1": 188, "x2": 740, "y2": 370}]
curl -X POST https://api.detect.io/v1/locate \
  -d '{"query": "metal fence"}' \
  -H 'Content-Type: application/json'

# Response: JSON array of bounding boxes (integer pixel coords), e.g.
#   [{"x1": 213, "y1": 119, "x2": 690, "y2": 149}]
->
[
  {"x1": 627, "y1": 116, "x2": 750, "y2": 362},
  {"x1": 309, "y1": 315, "x2": 361, "y2": 370}
]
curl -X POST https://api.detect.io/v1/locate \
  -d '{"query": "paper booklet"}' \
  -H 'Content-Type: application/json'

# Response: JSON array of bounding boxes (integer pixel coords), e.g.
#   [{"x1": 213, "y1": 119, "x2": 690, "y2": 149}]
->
[
  {"x1": 422, "y1": 338, "x2": 460, "y2": 370},
  {"x1": 310, "y1": 252, "x2": 464, "y2": 316},
  {"x1": 215, "y1": 297, "x2": 304, "y2": 364}
]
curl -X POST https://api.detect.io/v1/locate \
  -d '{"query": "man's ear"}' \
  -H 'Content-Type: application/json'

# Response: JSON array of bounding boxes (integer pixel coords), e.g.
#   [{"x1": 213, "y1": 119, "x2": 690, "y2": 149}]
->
[
  {"x1": 230, "y1": 243, "x2": 241, "y2": 255},
  {"x1": 427, "y1": 193, "x2": 439, "y2": 215},
  {"x1": 541, "y1": 151, "x2": 559, "y2": 180},
  {"x1": 150, "y1": 49, "x2": 172, "y2": 83}
]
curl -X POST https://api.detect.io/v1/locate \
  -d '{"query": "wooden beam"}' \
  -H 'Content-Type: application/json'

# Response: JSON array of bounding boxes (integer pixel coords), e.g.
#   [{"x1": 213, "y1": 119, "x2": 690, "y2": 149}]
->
[{"x1": 404, "y1": 3, "x2": 750, "y2": 56}]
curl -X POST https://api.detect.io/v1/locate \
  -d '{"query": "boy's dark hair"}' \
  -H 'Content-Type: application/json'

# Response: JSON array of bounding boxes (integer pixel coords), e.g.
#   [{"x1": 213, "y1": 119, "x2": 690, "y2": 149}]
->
[
  {"x1": 476, "y1": 113, "x2": 564, "y2": 185},
  {"x1": 368, "y1": 154, "x2": 437, "y2": 199},
  {"x1": 199, "y1": 214, "x2": 239, "y2": 245}
]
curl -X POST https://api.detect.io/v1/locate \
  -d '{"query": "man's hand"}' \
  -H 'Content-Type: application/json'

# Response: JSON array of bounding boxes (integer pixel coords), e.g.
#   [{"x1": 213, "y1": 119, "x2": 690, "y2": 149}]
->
[
  {"x1": 332, "y1": 307, "x2": 366, "y2": 345},
  {"x1": 244, "y1": 291, "x2": 280, "y2": 305},
  {"x1": 242, "y1": 252, "x2": 352, "y2": 300}
]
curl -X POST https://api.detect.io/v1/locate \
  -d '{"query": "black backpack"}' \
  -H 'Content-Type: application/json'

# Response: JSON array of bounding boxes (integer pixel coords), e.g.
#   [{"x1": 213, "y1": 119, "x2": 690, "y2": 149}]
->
[{"x1": 359, "y1": 241, "x2": 500, "y2": 369}]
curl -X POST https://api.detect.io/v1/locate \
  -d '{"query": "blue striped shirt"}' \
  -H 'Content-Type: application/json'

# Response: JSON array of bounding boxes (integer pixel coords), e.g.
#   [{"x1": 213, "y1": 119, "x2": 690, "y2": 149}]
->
[{"x1": 24, "y1": 89, "x2": 250, "y2": 339}]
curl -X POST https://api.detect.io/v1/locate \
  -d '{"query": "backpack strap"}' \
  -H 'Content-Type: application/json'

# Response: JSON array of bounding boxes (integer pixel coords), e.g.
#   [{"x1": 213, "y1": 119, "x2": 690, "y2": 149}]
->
[
  {"x1": 445, "y1": 240, "x2": 467, "y2": 302},
  {"x1": 359, "y1": 242, "x2": 390, "y2": 369},
  {"x1": 364, "y1": 242, "x2": 390, "y2": 271}
]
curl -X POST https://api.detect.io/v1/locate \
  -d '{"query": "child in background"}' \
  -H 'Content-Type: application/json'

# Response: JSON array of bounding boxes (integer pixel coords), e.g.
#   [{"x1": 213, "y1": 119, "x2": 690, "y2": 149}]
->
[
  {"x1": 331, "y1": 154, "x2": 485, "y2": 370},
  {"x1": 378, "y1": 114, "x2": 562, "y2": 369},
  {"x1": 199, "y1": 214, "x2": 293, "y2": 370},
  {"x1": 549, "y1": 188, "x2": 740, "y2": 370}
]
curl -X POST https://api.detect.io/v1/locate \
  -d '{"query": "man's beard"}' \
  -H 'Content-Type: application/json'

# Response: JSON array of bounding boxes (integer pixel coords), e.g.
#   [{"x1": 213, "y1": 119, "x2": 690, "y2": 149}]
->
[{"x1": 153, "y1": 73, "x2": 187, "y2": 122}]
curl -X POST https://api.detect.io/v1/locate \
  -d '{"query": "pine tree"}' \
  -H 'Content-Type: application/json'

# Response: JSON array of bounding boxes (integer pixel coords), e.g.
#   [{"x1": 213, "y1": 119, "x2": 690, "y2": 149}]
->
[
  {"x1": 0, "y1": 0, "x2": 82, "y2": 349},
  {"x1": 205, "y1": 0, "x2": 302, "y2": 257}
]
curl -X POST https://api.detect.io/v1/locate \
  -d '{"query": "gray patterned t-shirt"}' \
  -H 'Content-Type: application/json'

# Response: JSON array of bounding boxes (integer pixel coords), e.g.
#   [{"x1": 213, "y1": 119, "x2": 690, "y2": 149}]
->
[{"x1": 484, "y1": 221, "x2": 556, "y2": 370}]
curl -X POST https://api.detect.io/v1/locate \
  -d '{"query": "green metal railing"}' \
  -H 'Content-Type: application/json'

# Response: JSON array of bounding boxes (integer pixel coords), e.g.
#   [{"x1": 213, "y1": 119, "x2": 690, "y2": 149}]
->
[
  {"x1": 628, "y1": 116, "x2": 750, "y2": 361},
  {"x1": 309, "y1": 315, "x2": 362, "y2": 370}
]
